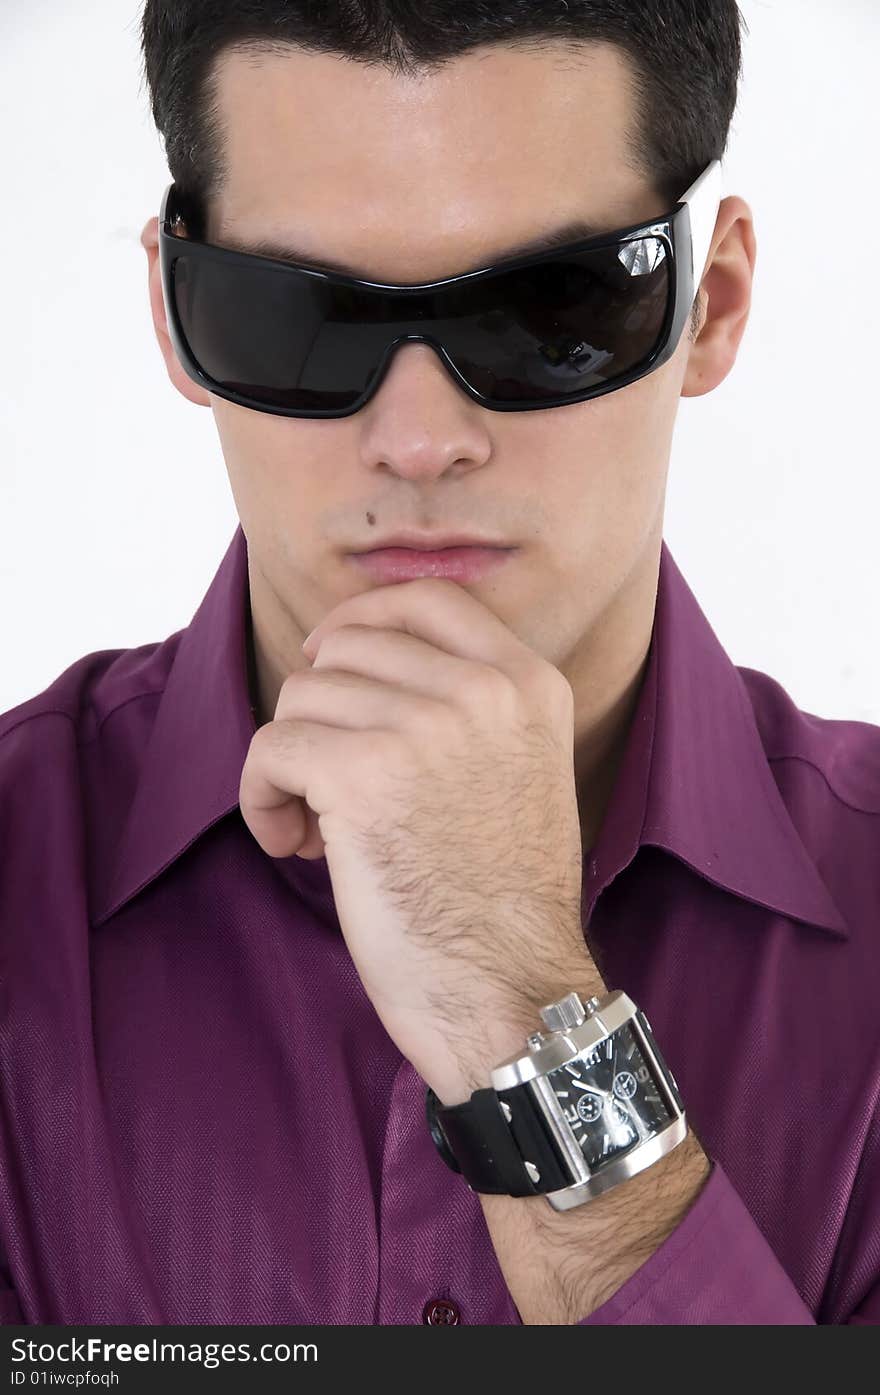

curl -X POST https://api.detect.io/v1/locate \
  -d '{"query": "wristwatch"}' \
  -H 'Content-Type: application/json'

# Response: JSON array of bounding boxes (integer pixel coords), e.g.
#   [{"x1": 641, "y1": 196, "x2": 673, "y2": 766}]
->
[{"x1": 425, "y1": 989, "x2": 687, "y2": 1211}]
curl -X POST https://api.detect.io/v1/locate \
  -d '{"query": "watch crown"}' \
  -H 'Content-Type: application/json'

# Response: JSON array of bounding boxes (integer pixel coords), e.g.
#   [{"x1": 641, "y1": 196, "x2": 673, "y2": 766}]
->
[{"x1": 540, "y1": 991, "x2": 587, "y2": 1032}]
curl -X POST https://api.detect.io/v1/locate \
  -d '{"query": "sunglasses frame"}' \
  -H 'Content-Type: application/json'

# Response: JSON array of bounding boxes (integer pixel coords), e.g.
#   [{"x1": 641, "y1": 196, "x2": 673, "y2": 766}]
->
[{"x1": 158, "y1": 159, "x2": 722, "y2": 419}]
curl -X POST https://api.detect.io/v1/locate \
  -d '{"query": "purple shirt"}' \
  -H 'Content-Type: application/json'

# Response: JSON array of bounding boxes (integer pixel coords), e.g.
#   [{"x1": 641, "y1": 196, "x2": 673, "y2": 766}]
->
[{"x1": 1, "y1": 526, "x2": 878, "y2": 1326}]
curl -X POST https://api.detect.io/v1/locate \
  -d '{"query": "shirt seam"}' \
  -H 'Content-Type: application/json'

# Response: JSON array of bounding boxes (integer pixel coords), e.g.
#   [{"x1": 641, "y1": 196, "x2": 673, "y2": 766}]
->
[
  {"x1": 0, "y1": 689, "x2": 168, "y2": 751},
  {"x1": 766, "y1": 751, "x2": 880, "y2": 818}
]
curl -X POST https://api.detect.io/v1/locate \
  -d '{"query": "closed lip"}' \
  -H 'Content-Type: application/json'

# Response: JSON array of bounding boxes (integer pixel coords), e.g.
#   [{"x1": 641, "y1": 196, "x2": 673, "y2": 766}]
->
[{"x1": 351, "y1": 533, "x2": 513, "y2": 553}]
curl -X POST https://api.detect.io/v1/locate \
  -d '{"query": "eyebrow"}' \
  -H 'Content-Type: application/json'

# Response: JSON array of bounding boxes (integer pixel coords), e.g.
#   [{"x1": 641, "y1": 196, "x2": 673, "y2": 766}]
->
[{"x1": 216, "y1": 218, "x2": 606, "y2": 280}]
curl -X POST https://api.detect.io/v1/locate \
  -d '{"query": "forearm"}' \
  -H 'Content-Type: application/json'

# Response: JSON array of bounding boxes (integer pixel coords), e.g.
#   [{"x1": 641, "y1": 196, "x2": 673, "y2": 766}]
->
[{"x1": 478, "y1": 1124, "x2": 712, "y2": 1325}]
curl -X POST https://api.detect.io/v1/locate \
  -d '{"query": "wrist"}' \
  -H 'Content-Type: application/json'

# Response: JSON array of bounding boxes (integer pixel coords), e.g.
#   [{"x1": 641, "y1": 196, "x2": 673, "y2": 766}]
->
[
  {"x1": 429, "y1": 971, "x2": 606, "y2": 1106},
  {"x1": 427, "y1": 987, "x2": 691, "y2": 1217}
]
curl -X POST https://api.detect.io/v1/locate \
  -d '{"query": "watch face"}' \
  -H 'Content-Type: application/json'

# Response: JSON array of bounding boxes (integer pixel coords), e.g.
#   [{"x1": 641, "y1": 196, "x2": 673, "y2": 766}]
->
[{"x1": 546, "y1": 1022, "x2": 674, "y2": 1170}]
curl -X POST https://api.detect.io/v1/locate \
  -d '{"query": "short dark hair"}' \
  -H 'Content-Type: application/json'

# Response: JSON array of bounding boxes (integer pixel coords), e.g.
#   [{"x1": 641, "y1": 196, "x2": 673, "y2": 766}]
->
[{"x1": 140, "y1": 0, "x2": 745, "y2": 337}]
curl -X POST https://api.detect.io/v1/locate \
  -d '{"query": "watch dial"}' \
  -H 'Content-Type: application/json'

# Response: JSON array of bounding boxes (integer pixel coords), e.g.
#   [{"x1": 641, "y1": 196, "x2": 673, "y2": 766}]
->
[{"x1": 547, "y1": 1022, "x2": 674, "y2": 1170}]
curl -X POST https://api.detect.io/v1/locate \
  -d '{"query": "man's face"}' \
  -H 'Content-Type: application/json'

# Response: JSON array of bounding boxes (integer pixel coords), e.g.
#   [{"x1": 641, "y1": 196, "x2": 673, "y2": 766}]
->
[{"x1": 144, "y1": 40, "x2": 748, "y2": 758}]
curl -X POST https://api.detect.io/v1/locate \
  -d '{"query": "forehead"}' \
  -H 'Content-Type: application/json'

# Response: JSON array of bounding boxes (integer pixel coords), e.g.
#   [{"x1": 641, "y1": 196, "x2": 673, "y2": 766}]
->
[{"x1": 209, "y1": 41, "x2": 660, "y2": 284}]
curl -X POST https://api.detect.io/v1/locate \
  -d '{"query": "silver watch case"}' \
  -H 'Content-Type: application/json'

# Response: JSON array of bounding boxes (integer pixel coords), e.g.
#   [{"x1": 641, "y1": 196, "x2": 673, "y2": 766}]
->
[{"x1": 490, "y1": 989, "x2": 687, "y2": 1211}]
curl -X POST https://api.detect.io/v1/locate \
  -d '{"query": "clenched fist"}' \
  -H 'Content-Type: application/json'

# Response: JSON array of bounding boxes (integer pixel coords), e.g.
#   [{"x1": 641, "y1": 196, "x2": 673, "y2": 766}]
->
[{"x1": 238, "y1": 577, "x2": 604, "y2": 1104}]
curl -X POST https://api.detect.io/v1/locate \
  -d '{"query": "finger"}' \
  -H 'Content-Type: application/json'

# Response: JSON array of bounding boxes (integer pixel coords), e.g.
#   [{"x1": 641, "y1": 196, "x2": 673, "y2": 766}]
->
[
  {"x1": 238, "y1": 719, "x2": 359, "y2": 859},
  {"x1": 240, "y1": 761, "x2": 312, "y2": 860},
  {"x1": 275, "y1": 664, "x2": 446, "y2": 735},
  {"x1": 305, "y1": 625, "x2": 495, "y2": 707},
  {"x1": 302, "y1": 576, "x2": 530, "y2": 675}
]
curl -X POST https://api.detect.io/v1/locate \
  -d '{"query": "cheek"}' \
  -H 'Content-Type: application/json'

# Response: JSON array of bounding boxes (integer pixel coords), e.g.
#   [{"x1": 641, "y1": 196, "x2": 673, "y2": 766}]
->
[
  {"x1": 211, "y1": 401, "x2": 332, "y2": 520},
  {"x1": 541, "y1": 367, "x2": 679, "y2": 500},
  {"x1": 597, "y1": 398, "x2": 674, "y2": 539},
  {"x1": 592, "y1": 352, "x2": 683, "y2": 451},
  {"x1": 213, "y1": 398, "x2": 356, "y2": 481},
  {"x1": 211, "y1": 400, "x2": 265, "y2": 497},
  {"x1": 518, "y1": 364, "x2": 681, "y2": 575},
  {"x1": 213, "y1": 399, "x2": 293, "y2": 473}
]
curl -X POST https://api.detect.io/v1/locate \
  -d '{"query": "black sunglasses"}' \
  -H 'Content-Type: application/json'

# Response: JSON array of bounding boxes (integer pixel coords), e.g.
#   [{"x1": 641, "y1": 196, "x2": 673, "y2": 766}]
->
[{"x1": 158, "y1": 160, "x2": 721, "y2": 420}]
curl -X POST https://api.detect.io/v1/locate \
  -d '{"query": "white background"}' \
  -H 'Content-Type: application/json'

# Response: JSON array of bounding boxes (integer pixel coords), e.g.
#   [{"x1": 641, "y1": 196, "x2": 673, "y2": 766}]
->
[{"x1": 1, "y1": 0, "x2": 877, "y2": 721}]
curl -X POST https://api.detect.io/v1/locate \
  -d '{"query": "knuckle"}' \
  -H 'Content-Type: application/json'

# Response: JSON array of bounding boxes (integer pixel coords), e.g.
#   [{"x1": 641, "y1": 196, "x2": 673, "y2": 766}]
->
[
  {"x1": 401, "y1": 694, "x2": 453, "y2": 742},
  {"x1": 545, "y1": 665, "x2": 574, "y2": 710},
  {"x1": 261, "y1": 717, "x2": 297, "y2": 757},
  {"x1": 359, "y1": 729, "x2": 400, "y2": 783},
  {"x1": 520, "y1": 658, "x2": 571, "y2": 713},
  {"x1": 278, "y1": 669, "x2": 307, "y2": 703},
  {"x1": 464, "y1": 662, "x2": 516, "y2": 715}
]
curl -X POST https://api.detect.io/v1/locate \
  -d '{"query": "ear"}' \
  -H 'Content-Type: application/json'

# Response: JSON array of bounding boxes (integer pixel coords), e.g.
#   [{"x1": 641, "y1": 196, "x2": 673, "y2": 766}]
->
[
  {"x1": 140, "y1": 216, "x2": 212, "y2": 409},
  {"x1": 681, "y1": 194, "x2": 757, "y2": 398}
]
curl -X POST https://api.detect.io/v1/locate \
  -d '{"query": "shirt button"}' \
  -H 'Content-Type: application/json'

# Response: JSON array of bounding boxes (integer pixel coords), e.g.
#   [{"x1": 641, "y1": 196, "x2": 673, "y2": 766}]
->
[{"x1": 422, "y1": 1298, "x2": 461, "y2": 1325}]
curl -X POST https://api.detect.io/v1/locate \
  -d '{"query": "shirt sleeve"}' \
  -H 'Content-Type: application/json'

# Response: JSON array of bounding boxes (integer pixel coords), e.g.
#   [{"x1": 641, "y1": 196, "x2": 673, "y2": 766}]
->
[{"x1": 576, "y1": 1158, "x2": 817, "y2": 1324}]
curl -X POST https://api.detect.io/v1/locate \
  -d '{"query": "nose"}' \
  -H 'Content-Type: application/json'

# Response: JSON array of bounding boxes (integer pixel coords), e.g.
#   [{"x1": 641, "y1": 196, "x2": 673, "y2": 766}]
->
[{"x1": 355, "y1": 340, "x2": 492, "y2": 482}]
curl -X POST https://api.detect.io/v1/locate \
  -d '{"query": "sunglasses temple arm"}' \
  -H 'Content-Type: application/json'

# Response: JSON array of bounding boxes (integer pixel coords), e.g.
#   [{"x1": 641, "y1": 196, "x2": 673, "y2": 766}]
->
[{"x1": 680, "y1": 159, "x2": 723, "y2": 294}]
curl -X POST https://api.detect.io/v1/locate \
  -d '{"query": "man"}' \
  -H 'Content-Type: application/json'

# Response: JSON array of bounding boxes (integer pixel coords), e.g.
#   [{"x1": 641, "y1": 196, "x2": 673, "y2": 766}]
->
[{"x1": 0, "y1": 1, "x2": 876, "y2": 1326}]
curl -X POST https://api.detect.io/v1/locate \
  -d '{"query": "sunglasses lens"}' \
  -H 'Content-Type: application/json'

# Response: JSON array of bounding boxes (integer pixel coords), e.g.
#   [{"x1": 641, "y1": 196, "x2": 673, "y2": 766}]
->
[
  {"x1": 167, "y1": 235, "x2": 671, "y2": 415},
  {"x1": 443, "y1": 236, "x2": 671, "y2": 403},
  {"x1": 170, "y1": 255, "x2": 372, "y2": 412}
]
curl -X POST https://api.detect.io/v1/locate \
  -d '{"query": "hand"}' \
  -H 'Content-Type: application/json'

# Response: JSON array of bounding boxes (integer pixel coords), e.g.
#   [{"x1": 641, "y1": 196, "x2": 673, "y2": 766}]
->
[{"x1": 238, "y1": 578, "x2": 601, "y2": 1102}]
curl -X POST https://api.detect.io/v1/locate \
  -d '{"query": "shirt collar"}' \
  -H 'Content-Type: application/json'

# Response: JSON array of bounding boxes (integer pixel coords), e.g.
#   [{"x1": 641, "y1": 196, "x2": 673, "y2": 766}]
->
[
  {"x1": 92, "y1": 526, "x2": 848, "y2": 940},
  {"x1": 584, "y1": 544, "x2": 848, "y2": 939}
]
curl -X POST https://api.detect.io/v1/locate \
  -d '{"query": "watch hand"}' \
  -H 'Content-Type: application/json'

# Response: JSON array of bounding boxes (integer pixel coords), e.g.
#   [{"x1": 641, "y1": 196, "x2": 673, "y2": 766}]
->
[{"x1": 606, "y1": 1094, "x2": 651, "y2": 1143}]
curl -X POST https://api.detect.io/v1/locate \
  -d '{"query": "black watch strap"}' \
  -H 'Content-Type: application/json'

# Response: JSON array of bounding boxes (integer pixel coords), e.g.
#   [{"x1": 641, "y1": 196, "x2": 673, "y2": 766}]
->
[{"x1": 425, "y1": 1082, "x2": 573, "y2": 1196}]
